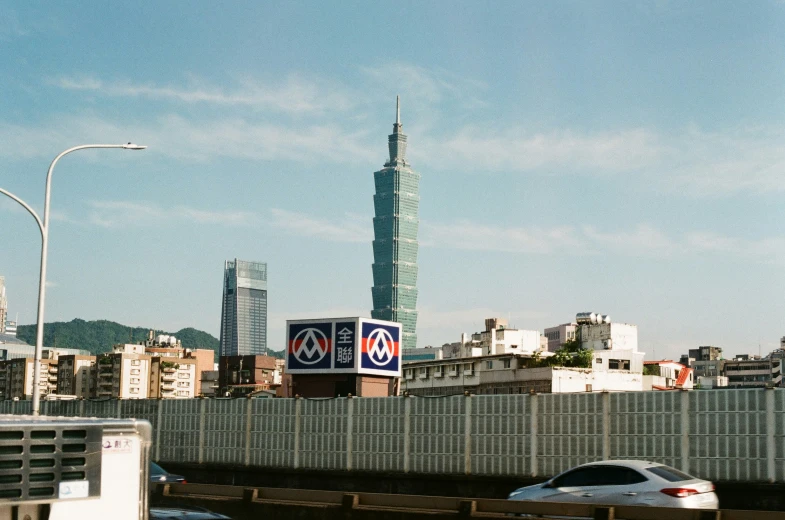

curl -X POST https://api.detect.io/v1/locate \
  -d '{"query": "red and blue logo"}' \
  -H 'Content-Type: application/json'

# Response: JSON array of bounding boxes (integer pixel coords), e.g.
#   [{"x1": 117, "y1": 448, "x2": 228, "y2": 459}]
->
[
  {"x1": 288, "y1": 322, "x2": 332, "y2": 370},
  {"x1": 360, "y1": 322, "x2": 400, "y2": 372}
]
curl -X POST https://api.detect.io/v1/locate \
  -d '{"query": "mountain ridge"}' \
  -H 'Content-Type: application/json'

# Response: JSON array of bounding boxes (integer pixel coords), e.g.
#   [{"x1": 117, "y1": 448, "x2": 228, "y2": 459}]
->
[{"x1": 15, "y1": 319, "x2": 284, "y2": 359}]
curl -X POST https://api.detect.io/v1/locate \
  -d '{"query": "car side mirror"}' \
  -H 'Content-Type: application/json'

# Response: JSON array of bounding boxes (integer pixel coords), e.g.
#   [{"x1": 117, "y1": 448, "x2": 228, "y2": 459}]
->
[{"x1": 542, "y1": 481, "x2": 554, "y2": 488}]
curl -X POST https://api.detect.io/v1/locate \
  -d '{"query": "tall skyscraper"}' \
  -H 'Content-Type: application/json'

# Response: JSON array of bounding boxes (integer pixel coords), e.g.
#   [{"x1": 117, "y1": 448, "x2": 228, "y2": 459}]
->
[
  {"x1": 220, "y1": 259, "x2": 268, "y2": 356},
  {"x1": 371, "y1": 97, "x2": 420, "y2": 350}
]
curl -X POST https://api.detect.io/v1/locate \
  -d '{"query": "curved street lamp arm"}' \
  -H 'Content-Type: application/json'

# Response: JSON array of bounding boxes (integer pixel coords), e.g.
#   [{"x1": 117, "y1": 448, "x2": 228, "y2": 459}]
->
[
  {"x1": 43, "y1": 144, "x2": 142, "y2": 230},
  {"x1": 0, "y1": 187, "x2": 45, "y2": 239}
]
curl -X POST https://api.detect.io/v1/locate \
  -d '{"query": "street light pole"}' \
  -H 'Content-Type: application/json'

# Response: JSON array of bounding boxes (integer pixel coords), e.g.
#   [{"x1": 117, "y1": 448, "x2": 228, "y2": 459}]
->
[{"x1": 1, "y1": 143, "x2": 146, "y2": 415}]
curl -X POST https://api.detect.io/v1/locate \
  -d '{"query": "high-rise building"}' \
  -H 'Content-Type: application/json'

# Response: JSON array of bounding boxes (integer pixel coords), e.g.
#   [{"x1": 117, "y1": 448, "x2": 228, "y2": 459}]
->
[
  {"x1": 371, "y1": 98, "x2": 421, "y2": 350},
  {"x1": 220, "y1": 259, "x2": 268, "y2": 356}
]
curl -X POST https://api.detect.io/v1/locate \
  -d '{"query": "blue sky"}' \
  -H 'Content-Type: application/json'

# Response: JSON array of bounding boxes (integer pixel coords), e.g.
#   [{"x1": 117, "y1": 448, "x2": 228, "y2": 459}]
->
[{"x1": 1, "y1": 1, "x2": 783, "y2": 360}]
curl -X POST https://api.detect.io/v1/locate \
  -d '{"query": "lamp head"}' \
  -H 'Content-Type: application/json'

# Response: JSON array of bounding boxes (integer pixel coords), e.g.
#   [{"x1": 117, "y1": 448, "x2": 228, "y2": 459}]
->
[{"x1": 122, "y1": 143, "x2": 147, "y2": 150}]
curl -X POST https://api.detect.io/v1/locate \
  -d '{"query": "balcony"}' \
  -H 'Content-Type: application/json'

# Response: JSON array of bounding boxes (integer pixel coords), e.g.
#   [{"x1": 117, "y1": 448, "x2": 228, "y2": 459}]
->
[
  {"x1": 48, "y1": 367, "x2": 58, "y2": 374},
  {"x1": 161, "y1": 375, "x2": 176, "y2": 382},
  {"x1": 162, "y1": 367, "x2": 177, "y2": 374}
]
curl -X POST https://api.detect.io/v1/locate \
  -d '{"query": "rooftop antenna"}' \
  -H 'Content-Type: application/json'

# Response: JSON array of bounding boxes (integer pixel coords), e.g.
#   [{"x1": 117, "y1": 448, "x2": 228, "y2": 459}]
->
[{"x1": 396, "y1": 95, "x2": 400, "y2": 125}]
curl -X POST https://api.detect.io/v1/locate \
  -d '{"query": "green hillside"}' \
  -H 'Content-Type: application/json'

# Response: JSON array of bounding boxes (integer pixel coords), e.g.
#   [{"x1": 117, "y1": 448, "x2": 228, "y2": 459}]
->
[
  {"x1": 15, "y1": 319, "x2": 284, "y2": 359},
  {"x1": 15, "y1": 319, "x2": 218, "y2": 356}
]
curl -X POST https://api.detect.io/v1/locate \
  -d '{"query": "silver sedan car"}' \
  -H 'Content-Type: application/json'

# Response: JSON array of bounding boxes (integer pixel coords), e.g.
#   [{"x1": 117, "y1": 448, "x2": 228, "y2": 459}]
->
[{"x1": 508, "y1": 460, "x2": 718, "y2": 509}]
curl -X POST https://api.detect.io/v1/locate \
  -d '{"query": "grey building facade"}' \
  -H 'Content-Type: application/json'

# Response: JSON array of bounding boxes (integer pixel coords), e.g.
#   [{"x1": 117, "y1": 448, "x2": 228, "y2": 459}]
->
[
  {"x1": 220, "y1": 259, "x2": 268, "y2": 356},
  {"x1": 371, "y1": 97, "x2": 420, "y2": 350}
]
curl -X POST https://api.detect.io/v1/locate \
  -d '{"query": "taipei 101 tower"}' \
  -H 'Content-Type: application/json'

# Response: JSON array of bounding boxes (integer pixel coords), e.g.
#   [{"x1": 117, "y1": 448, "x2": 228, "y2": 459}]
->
[{"x1": 371, "y1": 97, "x2": 420, "y2": 350}]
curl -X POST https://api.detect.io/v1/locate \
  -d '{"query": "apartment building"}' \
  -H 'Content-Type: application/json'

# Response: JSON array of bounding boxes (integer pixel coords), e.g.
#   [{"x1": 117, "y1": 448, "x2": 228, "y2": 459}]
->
[
  {"x1": 56, "y1": 355, "x2": 96, "y2": 397},
  {"x1": 724, "y1": 355, "x2": 782, "y2": 388},
  {"x1": 149, "y1": 357, "x2": 197, "y2": 399},
  {"x1": 200, "y1": 370, "x2": 219, "y2": 397},
  {"x1": 0, "y1": 357, "x2": 58, "y2": 400},
  {"x1": 94, "y1": 344, "x2": 152, "y2": 399},
  {"x1": 402, "y1": 352, "x2": 644, "y2": 396},
  {"x1": 543, "y1": 322, "x2": 578, "y2": 352},
  {"x1": 218, "y1": 355, "x2": 278, "y2": 397}
]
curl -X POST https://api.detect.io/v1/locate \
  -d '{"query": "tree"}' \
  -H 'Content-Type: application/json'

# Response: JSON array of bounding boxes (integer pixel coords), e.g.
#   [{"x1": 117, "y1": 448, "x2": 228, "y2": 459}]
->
[{"x1": 547, "y1": 334, "x2": 594, "y2": 369}]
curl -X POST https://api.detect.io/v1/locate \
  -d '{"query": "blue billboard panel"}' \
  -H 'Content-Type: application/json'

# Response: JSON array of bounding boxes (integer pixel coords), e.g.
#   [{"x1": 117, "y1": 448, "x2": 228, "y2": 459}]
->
[
  {"x1": 334, "y1": 321, "x2": 356, "y2": 370},
  {"x1": 287, "y1": 321, "x2": 333, "y2": 371},
  {"x1": 360, "y1": 321, "x2": 400, "y2": 373}
]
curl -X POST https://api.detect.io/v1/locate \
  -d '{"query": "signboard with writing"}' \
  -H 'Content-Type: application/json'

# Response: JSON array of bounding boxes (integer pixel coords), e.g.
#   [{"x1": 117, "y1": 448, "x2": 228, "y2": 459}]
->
[{"x1": 285, "y1": 317, "x2": 402, "y2": 376}]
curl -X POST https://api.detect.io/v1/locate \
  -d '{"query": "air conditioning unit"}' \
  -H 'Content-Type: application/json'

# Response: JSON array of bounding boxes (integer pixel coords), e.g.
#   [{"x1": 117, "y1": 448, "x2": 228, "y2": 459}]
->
[{"x1": 0, "y1": 415, "x2": 151, "y2": 520}]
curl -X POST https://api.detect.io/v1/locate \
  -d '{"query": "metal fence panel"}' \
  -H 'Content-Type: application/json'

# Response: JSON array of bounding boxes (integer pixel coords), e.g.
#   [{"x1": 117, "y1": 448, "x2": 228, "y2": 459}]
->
[
  {"x1": 159, "y1": 399, "x2": 200, "y2": 463},
  {"x1": 249, "y1": 399, "x2": 296, "y2": 468},
  {"x1": 775, "y1": 390, "x2": 785, "y2": 482},
  {"x1": 353, "y1": 398, "x2": 404, "y2": 473},
  {"x1": 610, "y1": 392, "x2": 681, "y2": 469},
  {"x1": 538, "y1": 393, "x2": 603, "y2": 477},
  {"x1": 204, "y1": 399, "x2": 246, "y2": 465},
  {"x1": 471, "y1": 395, "x2": 529, "y2": 476},
  {"x1": 689, "y1": 389, "x2": 767, "y2": 482},
  {"x1": 410, "y1": 397, "x2": 465, "y2": 474},
  {"x1": 300, "y1": 399, "x2": 348, "y2": 470},
  {"x1": 82, "y1": 400, "x2": 114, "y2": 418}
]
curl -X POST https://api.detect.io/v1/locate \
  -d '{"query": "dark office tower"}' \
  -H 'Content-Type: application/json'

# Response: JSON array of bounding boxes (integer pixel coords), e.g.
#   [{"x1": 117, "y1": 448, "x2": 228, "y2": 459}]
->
[
  {"x1": 371, "y1": 97, "x2": 420, "y2": 350},
  {"x1": 220, "y1": 259, "x2": 268, "y2": 356}
]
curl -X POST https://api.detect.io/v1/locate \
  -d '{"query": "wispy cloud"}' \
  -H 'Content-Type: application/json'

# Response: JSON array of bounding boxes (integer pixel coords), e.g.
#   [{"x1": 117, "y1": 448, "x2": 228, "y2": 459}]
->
[
  {"x1": 19, "y1": 63, "x2": 785, "y2": 195},
  {"x1": 423, "y1": 124, "x2": 785, "y2": 195},
  {"x1": 0, "y1": 114, "x2": 377, "y2": 165},
  {"x1": 87, "y1": 200, "x2": 258, "y2": 228},
  {"x1": 422, "y1": 219, "x2": 784, "y2": 262},
  {"x1": 270, "y1": 208, "x2": 371, "y2": 243},
  {"x1": 423, "y1": 127, "x2": 663, "y2": 173},
  {"x1": 51, "y1": 74, "x2": 355, "y2": 115}
]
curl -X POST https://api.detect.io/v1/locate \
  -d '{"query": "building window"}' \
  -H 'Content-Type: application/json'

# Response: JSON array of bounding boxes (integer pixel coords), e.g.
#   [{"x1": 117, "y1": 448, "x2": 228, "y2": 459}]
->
[
  {"x1": 177, "y1": 382, "x2": 190, "y2": 387},
  {"x1": 130, "y1": 388, "x2": 139, "y2": 394},
  {"x1": 502, "y1": 359, "x2": 511, "y2": 369},
  {"x1": 486, "y1": 361, "x2": 493, "y2": 370},
  {"x1": 178, "y1": 373, "x2": 190, "y2": 379},
  {"x1": 177, "y1": 391, "x2": 189, "y2": 396},
  {"x1": 131, "y1": 360, "x2": 140, "y2": 366},
  {"x1": 596, "y1": 358, "x2": 602, "y2": 364},
  {"x1": 130, "y1": 378, "x2": 140, "y2": 384},
  {"x1": 130, "y1": 369, "x2": 140, "y2": 375}
]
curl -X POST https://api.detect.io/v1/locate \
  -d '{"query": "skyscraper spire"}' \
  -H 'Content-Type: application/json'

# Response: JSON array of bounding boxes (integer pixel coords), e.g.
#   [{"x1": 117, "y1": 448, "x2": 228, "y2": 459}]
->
[{"x1": 388, "y1": 96, "x2": 407, "y2": 165}]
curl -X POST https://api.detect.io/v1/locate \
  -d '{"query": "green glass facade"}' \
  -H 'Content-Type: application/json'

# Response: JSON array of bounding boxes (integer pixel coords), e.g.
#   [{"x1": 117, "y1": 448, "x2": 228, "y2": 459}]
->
[{"x1": 371, "y1": 98, "x2": 420, "y2": 350}]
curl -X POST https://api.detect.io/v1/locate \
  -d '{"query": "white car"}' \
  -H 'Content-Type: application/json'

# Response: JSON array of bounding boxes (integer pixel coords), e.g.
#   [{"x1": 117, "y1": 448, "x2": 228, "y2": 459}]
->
[{"x1": 508, "y1": 460, "x2": 718, "y2": 509}]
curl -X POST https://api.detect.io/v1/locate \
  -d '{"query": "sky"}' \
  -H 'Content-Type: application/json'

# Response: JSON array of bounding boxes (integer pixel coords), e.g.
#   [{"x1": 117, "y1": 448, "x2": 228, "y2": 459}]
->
[{"x1": 1, "y1": 1, "x2": 783, "y2": 360}]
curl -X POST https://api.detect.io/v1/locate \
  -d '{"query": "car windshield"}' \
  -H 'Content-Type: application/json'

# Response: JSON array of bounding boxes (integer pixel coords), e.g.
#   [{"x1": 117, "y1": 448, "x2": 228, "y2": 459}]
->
[
  {"x1": 150, "y1": 462, "x2": 166, "y2": 476},
  {"x1": 645, "y1": 465, "x2": 695, "y2": 482}
]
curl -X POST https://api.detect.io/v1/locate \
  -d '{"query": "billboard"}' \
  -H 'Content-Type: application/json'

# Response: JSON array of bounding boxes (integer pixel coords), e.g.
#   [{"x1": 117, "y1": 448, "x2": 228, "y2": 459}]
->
[{"x1": 286, "y1": 317, "x2": 401, "y2": 377}]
